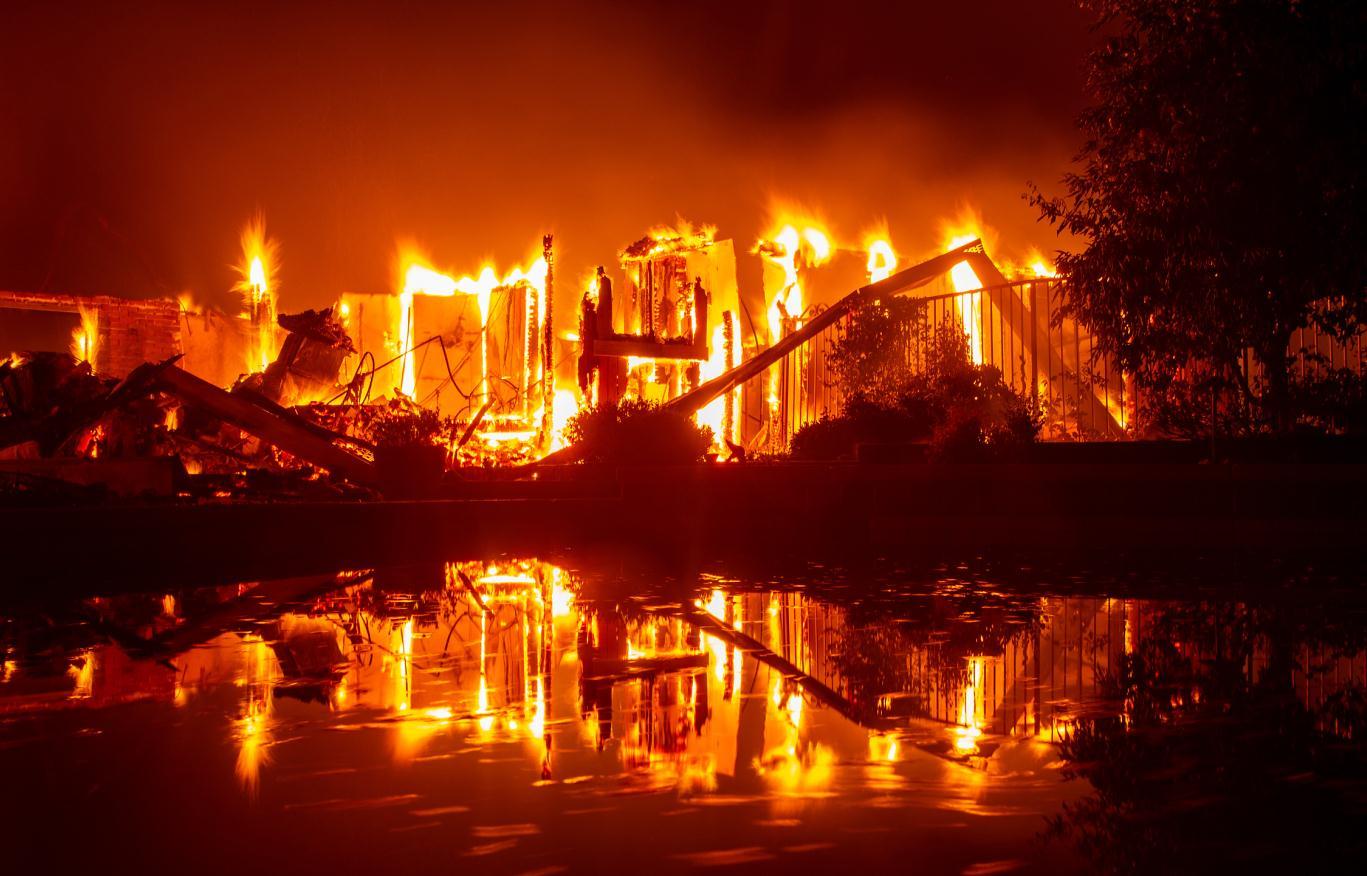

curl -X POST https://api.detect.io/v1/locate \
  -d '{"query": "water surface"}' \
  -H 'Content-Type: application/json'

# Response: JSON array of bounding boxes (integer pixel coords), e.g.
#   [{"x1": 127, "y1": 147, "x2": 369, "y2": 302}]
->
[{"x1": 3, "y1": 555, "x2": 1365, "y2": 872}]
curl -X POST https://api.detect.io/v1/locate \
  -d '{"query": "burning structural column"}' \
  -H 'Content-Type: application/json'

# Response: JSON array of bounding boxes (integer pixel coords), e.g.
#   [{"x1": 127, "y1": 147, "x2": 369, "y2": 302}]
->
[{"x1": 541, "y1": 234, "x2": 555, "y2": 442}]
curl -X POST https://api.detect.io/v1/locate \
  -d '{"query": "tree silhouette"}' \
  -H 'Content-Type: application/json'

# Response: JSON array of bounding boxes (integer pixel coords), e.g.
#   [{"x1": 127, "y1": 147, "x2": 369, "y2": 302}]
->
[{"x1": 1032, "y1": 0, "x2": 1367, "y2": 433}]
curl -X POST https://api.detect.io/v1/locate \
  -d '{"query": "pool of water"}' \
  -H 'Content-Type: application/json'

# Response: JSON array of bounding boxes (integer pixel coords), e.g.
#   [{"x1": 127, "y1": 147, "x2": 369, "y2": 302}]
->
[{"x1": 3, "y1": 554, "x2": 1365, "y2": 872}]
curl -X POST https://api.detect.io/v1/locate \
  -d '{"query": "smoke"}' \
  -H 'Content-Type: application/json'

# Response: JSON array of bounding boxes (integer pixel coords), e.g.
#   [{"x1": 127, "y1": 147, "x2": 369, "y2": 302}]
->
[{"x1": 0, "y1": 0, "x2": 1091, "y2": 317}]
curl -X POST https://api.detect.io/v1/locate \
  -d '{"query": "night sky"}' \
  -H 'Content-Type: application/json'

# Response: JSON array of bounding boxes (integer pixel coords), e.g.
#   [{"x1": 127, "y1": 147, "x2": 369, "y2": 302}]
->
[{"x1": 1, "y1": 0, "x2": 1095, "y2": 312}]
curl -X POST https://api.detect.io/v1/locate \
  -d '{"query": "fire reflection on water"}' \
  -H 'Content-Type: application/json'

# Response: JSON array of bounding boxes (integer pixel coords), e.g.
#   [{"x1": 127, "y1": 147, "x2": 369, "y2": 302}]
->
[
  {"x1": 233, "y1": 636, "x2": 277, "y2": 794},
  {"x1": 5, "y1": 561, "x2": 1367, "y2": 814}
]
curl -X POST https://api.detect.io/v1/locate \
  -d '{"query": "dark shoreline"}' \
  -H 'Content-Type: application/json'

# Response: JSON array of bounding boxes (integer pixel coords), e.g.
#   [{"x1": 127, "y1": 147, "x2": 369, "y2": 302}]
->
[{"x1": 2, "y1": 461, "x2": 1363, "y2": 595}]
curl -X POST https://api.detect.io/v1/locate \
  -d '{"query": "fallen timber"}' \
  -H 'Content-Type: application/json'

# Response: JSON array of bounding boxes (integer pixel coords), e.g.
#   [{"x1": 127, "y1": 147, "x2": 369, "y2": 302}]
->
[{"x1": 148, "y1": 362, "x2": 380, "y2": 488}]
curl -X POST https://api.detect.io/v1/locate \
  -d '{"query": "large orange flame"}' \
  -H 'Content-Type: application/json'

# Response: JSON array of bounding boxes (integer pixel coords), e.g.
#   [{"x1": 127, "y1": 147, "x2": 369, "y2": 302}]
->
[
  {"x1": 940, "y1": 208, "x2": 994, "y2": 364},
  {"x1": 866, "y1": 238, "x2": 898, "y2": 283},
  {"x1": 394, "y1": 246, "x2": 548, "y2": 405},
  {"x1": 233, "y1": 215, "x2": 280, "y2": 373}
]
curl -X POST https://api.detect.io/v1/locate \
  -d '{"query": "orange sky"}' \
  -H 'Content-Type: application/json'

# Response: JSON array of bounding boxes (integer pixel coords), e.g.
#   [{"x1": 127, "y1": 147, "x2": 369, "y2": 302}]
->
[{"x1": 0, "y1": 1, "x2": 1094, "y2": 313}]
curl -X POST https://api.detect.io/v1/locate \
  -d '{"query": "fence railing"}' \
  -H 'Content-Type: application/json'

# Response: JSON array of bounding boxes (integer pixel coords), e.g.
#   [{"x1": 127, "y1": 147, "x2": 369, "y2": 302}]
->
[
  {"x1": 736, "y1": 280, "x2": 1366, "y2": 450},
  {"x1": 758, "y1": 279, "x2": 1128, "y2": 448}
]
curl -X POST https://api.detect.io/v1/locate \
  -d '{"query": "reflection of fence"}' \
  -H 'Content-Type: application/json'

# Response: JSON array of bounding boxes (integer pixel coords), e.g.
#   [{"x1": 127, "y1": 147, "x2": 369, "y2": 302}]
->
[{"x1": 761, "y1": 279, "x2": 1130, "y2": 448}]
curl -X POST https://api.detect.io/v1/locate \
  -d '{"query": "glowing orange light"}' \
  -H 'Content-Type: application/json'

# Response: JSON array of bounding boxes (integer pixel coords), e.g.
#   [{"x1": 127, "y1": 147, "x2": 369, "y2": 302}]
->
[
  {"x1": 866, "y1": 238, "x2": 898, "y2": 283},
  {"x1": 234, "y1": 215, "x2": 280, "y2": 373}
]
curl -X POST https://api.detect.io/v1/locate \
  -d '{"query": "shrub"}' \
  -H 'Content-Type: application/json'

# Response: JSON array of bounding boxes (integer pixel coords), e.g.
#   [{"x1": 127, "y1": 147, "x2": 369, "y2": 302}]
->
[
  {"x1": 366, "y1": 407, "x2": 449, "y2": 449},
  {"x1": 792, "y1": 314, "x2": 1042, "y2": 461},
  {"x1": 564, "y1": 399, "x2": 713, "y2": 464}
]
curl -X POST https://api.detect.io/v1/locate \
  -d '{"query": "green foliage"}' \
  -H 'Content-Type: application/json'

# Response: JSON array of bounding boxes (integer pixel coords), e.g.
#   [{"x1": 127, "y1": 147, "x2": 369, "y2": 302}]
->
[
  {"x1": 825, "y1": 296, "x2": 924, "y2": 403},
  {"x1": 1031, "y1": 0, "x2": 1367, "y2": 433},
  {"x1": 366, "y1": 408, "x2": 448, "y2": 449},
  {"x1": 564, "y1": 398, "x2": 714, "y2": 464},
  {"x1": 792, "y1": 315, "x2": 1041, "y2": 461}
]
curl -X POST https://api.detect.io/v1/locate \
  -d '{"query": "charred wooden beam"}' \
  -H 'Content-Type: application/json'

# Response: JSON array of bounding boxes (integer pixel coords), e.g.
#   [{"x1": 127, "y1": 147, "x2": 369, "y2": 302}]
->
[
  {"x1": 153, "y1": 364, "x2": 380, "y2": 487},
  {"x1": 591, "y1": 338, "x2": 708, "y2": 361}
]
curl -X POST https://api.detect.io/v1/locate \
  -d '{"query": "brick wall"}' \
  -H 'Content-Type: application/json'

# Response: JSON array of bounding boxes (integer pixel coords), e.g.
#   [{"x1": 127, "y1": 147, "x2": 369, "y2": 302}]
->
[
  {"x1": 97, "y1": 298, "x2": 181, "y2": 378},
  {"x1": 0, "y1": 291, "x2": 182, "y2": 378}
]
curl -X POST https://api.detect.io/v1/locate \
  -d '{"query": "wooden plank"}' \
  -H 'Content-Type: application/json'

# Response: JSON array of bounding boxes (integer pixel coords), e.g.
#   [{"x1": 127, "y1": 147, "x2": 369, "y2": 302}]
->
[
  {"x1": 593, "y1": 337, "x2": 707, "y2": 361},
  {"x1": 154, "y1": 365, "x2": 380, "y2": 488}
]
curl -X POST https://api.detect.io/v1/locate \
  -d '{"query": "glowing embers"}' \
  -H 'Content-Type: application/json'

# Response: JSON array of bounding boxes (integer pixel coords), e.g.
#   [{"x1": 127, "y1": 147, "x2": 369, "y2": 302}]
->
[{"x1": 623, "y1": 218, "x2": 718, "y2": 260}]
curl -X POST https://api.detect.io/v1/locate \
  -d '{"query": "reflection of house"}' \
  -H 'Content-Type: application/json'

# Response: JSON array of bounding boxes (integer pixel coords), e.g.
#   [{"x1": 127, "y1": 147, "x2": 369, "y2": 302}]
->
[{"x1": 9, "y1": 567, "x2": 1367, "y2": 796}]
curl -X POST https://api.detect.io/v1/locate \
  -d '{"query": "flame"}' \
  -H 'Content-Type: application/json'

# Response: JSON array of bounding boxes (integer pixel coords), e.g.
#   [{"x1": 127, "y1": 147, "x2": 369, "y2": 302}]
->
[
  {"x1": 234, "y1": 215, "x2": 280, "y2": 373},
  {"x1": 1024, "y1": 248, "x2": 1057, "y2": 278},
  {"x1": 638, "y1": 218, "x2": 717, "y2": 258},
  {"x1": 866, "y1": 238, "x2": 897, "y2": 283},
  {"x1": 548, "y1": 388, "x2": 579, "y2": 451},
  {"x1": 940, "y1": 209, "x2": 991, "y2": 364},
  {"x1": 695, "y1": 320, "x2": 732, "y2": 449},
  {"x1": 70, "y1": 304, "x2": 98, "y2": 369},
  {"x1": 757, "y1": 217, "x2": 834, "y2": 342},
  {"x1": 757, "y1": 213, "x2": 834, "y2": 428},
  {"x1": 395, "y1": 245, "x2": 547, "y2": 403}
]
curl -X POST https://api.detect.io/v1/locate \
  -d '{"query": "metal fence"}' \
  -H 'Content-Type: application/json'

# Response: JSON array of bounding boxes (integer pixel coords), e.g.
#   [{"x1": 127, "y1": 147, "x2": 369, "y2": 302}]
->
[
  {"x1": 738, "y1": 280, "x2": 1367, "y2": 450},
  {"x1": 762, "y1": 279, "x2": 1129, "y2": 448}
]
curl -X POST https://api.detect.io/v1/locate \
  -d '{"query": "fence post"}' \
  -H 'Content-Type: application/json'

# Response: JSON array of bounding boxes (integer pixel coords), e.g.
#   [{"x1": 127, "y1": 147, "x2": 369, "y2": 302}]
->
[{"x1": 1030, "y1": 283, "x2": 1041, "y2": 407}]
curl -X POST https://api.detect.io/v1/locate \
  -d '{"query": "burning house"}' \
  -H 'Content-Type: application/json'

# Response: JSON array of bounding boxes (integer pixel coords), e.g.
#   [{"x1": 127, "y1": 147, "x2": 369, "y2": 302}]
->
[{"x1": 3, "y1": 201, "x2": 1361, "y2": 503}]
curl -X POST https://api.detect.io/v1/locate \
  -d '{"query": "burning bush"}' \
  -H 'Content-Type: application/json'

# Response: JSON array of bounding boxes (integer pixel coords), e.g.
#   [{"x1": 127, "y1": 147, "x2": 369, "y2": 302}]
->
[
  {"x1": 564, "y1": 399, "x2": 713, "y2": 465},
  {"x1": 792, "y1": 314, "x2": 1041, "y2": 461}
]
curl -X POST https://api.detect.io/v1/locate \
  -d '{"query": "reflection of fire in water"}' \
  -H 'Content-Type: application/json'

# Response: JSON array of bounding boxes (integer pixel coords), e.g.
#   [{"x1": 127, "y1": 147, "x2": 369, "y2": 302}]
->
[
  {"x1": 35, "y1": 581, "x2": 1367, "y2": 814},
  {"x1": 234, "y1": 635, "x2": 277, "y2": 795},
  {"x1": 68, "y1": 648, "x2": 95, "y2": 699},
  {"x1": 139, "y1": 572, "x2": 1149, "y2": 800},
  {"x1": 954, "y1": 656, "x2": 987, "y2": 755}
]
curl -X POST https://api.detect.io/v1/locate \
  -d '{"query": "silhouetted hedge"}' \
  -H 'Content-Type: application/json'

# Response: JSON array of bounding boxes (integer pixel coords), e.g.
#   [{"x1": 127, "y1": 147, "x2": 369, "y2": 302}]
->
[{"x1": 565, "y1": 399, "x2": 713, "y2": 464}]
